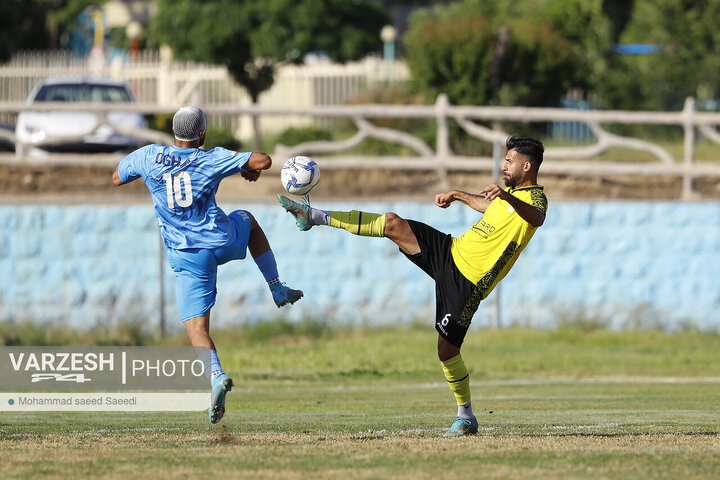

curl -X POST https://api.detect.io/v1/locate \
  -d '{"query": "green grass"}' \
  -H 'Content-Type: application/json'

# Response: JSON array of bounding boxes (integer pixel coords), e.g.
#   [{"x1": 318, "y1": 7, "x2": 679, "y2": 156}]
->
[
  {"x1": 2, "y1": 326, "x2": 720, "y2": 479},
  {"x1": 547, "y1": 139, "x2": 720, "y2": 164}
]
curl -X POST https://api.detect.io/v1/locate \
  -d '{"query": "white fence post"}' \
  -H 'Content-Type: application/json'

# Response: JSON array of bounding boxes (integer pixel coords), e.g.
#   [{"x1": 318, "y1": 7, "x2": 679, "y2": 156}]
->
[
  {"x1": 435, "y1": 93, "x2": 450, "y2": 188},
  {"x1": 682, "y1": 97, "x2": 696, "y2": 200},
  {"x1": 157, "y1": 60, "x2": 171, "y2": 105}
]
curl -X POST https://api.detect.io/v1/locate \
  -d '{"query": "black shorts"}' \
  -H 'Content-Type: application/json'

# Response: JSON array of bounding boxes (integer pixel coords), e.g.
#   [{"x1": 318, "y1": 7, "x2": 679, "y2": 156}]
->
[{"x1": 402, "y1": 220, "x2": 481, "y2": 347}]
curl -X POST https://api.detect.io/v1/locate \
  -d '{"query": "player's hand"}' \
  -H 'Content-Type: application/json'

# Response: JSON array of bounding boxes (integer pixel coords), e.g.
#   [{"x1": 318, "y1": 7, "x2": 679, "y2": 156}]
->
[
  {"x1": 242, "y1": 170, "x2": 261, "y2": 182},
  {"x1": 435, "y1": 191, "x2": 455, "y2": 208},
  {"x1": 480, "y1": 184, "x2": 506, "y2": 202}
]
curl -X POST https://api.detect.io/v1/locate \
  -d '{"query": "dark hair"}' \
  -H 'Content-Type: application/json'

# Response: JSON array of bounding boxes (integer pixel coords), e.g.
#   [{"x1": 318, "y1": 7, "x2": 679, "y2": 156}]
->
[{"x1": 506, "y1": 136, "x2": 544, "y2": 168}]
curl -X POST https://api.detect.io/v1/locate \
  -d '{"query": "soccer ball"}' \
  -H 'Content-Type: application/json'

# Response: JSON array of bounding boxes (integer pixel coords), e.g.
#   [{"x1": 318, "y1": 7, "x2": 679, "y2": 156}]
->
[{"x1": 280, "y1": 156, "x2": 321, "y2": 196}]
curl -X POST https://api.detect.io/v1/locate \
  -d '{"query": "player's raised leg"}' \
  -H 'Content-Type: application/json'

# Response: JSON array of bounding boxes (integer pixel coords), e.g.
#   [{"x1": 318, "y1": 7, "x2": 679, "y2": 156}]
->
[
  {"x1": 185, "y1": 312, "x2": 233, "y2": 424},
  {"x1": 246, "y1": 213, "x2": 303, "y2": 307},
  {"x1": 277, "y1": 195, "x2": 421, "y2": 254}
]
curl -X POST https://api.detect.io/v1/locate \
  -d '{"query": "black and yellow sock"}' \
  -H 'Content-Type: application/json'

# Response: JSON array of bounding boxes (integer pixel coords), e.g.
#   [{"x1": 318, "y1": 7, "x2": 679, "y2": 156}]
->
[
  {"x1": 441, "y1": 353, "x2": 471, "y2": 406},
  {"x1": 328, "y1": 210, "x2": 386, "y2": 237}
]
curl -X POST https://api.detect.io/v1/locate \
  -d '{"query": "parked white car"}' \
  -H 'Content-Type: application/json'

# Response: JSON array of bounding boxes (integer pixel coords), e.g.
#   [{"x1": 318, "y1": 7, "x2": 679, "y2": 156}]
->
[{"x1": 15, "y1": 77, "x2": 146, "y2": 155}]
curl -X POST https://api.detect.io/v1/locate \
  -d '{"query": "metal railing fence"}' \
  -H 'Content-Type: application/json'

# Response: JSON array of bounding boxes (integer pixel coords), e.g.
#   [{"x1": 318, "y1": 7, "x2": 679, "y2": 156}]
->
[{"x1": 1, "y1": 94, "x2": 719, "y2": 199}]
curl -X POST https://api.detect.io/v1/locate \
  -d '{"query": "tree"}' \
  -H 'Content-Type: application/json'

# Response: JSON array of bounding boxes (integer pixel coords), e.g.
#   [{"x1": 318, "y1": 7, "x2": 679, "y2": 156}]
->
[
  {"x1": 403, "y1": 0, "x2": 585, "y2": 108},
  {"x1": 0, "y1": 0, "x2": 106, "y2": 62},
  {"x1": 151, "y1": 0, "x2": 390, "y2": 149},
  {"x1": 601, "y1": 0, "x2": 720, "y2": 110},
  {"x1": 0, "y1": 1, "x2": 52, "y2": 62},
  {"x1": 537, "y1": 0, "x2": 719, "y2": 111}
]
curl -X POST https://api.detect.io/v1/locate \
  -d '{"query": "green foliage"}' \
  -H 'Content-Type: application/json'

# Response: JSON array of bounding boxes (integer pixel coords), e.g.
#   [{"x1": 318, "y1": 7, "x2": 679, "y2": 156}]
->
[
  {"x1": 404, "y1": 0, "x2": 585, "y2": 107},
  {"x1": 252, "y1": 0, "x2": 390, "y2": 64},
  {"x1": 204, "y1": 126, "x2": 242, "y2": 151},
  {"x1": 532, "y1": 0, "x2": 614, "y2": 94},
  {"x1": 599, "y1": 0, "x2": 720, "y2": 110},
  {"x1": 243, "y1": 317, "x2": 332, "y2": 344},
  {"x1": 43, "y1": 0, "x2": 104, "y2": 30},
  {"x1": 0, "y1": 0, "x2": 53, "y2": 62},
  {"x1": 148, "y1": 113, "x2": 173, "y2": 136},
  {"x1": 274, "y1": 126, "x2": 333, "y2": 146},
  {"x1": 403, "y1": 0, "x2": 720, "y2": 111},
  {"x1": 152, "y1": 0, "x2": 390, "y2": 103},
  {"x1": 0, "y1": 321, "x2": 154, "y2": 346},
  {"x1": 555, "y1": 313, "x2": 611, "y2": 332}
]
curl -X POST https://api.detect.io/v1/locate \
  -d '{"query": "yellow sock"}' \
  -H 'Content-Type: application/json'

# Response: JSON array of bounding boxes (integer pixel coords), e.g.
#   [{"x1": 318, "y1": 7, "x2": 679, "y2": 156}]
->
[
  {"x1": 441, "y1": 354, "x2": 471, "y2": 405},
  {"x1": 328, "y1": 210, "x2": 386, "y2": 237}
]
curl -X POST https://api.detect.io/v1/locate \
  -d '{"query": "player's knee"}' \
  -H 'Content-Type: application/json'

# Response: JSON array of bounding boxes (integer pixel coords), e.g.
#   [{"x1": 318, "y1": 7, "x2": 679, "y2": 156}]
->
[
  {"x1": 437, "y1": 336, "x2": 460, "y2": 361},
  {"x1": 383, "y1": 212, "x2": 403, "y2": 236},
  {"x1": 184, "y1": 317, "x2": 209, "y2": 334}
]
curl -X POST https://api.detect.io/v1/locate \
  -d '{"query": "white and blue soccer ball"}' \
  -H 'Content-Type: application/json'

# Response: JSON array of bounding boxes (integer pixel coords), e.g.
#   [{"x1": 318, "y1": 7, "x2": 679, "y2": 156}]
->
[{"x1": 280, "y1": 155, "x2": 320, "y2": 196}]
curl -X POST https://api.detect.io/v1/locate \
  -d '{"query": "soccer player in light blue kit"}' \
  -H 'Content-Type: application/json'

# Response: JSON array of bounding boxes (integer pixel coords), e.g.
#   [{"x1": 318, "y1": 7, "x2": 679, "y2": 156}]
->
[{"x1": 112, "y1": 106, "x2": 303, "y2": 423}]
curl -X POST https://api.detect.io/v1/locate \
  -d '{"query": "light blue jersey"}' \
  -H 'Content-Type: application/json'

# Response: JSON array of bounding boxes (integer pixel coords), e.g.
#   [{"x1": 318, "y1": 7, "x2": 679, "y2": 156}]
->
[{"x1": 118, "y1": 144, "x2": 251, "y2": 249}]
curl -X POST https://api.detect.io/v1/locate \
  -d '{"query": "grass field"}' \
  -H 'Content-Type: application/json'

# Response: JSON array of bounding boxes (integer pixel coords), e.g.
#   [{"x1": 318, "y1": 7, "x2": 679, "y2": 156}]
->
[{"x1": 2, "y1": 326, "x2": 720, "y2": 479}]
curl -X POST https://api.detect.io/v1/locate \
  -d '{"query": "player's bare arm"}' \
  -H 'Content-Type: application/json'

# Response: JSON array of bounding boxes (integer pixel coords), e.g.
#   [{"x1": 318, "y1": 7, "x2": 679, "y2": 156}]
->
[
  {"x1": 241, "y1": 152, "x2": 272, "y2": 182},
  {"x1": 481, "y1": 183, "x2": 545, "y2": 227},
  {"x1": 435, "y1": 190, "x2": 492, "y2": 213},
  {"x1": 112, "y1": 165, "x2": 129, "y2": 186}
]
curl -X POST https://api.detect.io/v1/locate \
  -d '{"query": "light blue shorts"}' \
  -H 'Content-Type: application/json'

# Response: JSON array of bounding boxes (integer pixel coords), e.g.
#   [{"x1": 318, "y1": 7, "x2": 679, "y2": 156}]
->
[{"x1": 166, "y1": 210, "x2": 252, "y2": 322}]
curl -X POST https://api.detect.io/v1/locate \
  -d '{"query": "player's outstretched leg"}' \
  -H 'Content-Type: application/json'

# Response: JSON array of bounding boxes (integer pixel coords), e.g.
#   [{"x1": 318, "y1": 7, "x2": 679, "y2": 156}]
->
[
  {"x1": 278, "y1": 195, "x2": 422, "y2": 257},
  {"x1": 277, "y1": 195, "x2": 314, "y2": 231},
  {"x1": 247, "y1": 212, "x2": 303, "y2": 307},
  {"x1": 277, "y1": 194, "x2": 385, "y2": 236}
]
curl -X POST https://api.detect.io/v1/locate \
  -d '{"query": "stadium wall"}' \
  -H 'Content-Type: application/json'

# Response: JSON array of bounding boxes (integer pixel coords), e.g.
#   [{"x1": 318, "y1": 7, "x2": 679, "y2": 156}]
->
[{"x1": 1, "y1": 201, "x2": 718, "y2": 332}]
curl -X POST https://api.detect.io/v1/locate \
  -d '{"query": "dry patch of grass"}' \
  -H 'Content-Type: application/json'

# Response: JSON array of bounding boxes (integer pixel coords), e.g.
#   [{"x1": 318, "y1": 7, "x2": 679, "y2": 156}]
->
[{"x1": 2, "y1": 431, "x2": 719, "y2": 479}]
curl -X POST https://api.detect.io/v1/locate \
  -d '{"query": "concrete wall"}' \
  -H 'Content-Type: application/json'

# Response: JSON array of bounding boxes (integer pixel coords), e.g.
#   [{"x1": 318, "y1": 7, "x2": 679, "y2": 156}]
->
[{"x1": 1, "y1": 201, "x2": 718, "y2": 333}]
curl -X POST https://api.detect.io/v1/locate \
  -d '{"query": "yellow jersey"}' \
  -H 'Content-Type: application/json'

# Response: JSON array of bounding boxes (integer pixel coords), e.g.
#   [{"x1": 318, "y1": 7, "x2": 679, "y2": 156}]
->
[{"x1": 450, "y1": 185, "x2": 548, "y2": 300}]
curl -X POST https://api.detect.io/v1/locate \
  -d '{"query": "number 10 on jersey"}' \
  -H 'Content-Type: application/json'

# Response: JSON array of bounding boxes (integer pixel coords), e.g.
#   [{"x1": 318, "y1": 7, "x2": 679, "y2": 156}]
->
[{"x1": 163, "y1": 172, "x2": 193, "y2": 208}]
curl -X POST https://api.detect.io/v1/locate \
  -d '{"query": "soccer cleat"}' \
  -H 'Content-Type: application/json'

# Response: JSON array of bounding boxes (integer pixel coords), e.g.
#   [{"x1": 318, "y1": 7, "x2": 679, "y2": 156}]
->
[
  {"x1": 444, "y1": 416, "x2": 479, "y2": 437},
  {"x1": 277, "y1": 194, "x2": 313, "y2": 231},
  {"x1": 270, "y1": 283, "x2": 304, "y2": 307},
  {"x1": 209, "y1": 372, "x2": 233, "y2": 424}
]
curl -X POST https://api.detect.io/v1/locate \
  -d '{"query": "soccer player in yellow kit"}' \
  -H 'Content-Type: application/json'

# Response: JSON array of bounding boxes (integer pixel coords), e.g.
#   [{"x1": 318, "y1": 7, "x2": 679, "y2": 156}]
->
[{"x1": 278, "y1": 136, "x2": 547, "y2": 436}]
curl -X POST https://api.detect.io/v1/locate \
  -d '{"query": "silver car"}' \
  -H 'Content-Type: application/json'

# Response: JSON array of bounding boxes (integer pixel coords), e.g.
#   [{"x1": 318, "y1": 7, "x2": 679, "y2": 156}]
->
[{"x1": 15, "y1": 76, "x2": 146, "y2": 155}]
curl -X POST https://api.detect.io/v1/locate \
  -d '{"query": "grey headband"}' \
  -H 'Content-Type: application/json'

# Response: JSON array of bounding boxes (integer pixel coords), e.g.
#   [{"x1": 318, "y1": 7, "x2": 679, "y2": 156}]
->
[{"x1": 173, "y1": 106, "x2": 207, "y2": 141}]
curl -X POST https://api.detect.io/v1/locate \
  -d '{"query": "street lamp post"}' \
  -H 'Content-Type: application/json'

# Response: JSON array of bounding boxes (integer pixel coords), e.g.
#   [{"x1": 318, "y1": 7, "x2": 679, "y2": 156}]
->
[
  {"x1": 125, "y1": 21, "x2": 142, "y2": 63},
  {"x1": 380, "y1": 25, "x2": 397, "y2": 85},
  {"x1": 125, "y1": 21, "x2": 143, "y2": 95}
]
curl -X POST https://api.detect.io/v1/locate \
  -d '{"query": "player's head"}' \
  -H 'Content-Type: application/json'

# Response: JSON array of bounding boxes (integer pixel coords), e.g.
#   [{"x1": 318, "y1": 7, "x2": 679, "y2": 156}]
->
[
  {"x1": 503, "y1": 136, "x2": 544, "y2": 187},
  {"x1": 173, "y1": 106, "x2": 206, "y2": 146}
]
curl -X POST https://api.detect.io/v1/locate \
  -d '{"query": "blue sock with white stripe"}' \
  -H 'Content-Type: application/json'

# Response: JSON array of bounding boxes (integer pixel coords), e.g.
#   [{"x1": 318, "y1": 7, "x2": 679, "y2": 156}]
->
[
  {"x1": 198, "y1": 349, "x2": 224, "y2": 380},
  {"x1": 254, "y1": 250, "x2": 280, "y2": 286},
  {"x1": 210, "y1": 350, "x2": 224, "y2": 379}
]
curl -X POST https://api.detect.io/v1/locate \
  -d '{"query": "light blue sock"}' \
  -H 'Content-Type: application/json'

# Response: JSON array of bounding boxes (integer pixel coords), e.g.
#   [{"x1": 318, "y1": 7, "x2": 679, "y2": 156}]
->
[
  {"x1": 210, "y1": 350, "x2": 223, "y2": 377},
  {"x1": 198, "y1": 349, "x2": 221, "y2": 380},
  {"x1": 254, "y1": 250, "x2": 280, "y2": 285}
]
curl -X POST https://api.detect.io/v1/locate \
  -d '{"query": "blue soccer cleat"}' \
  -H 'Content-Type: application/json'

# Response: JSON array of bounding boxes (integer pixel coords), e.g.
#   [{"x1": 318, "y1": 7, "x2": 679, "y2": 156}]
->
[
  {"x1": 270, "y1": 283, "x2": 304, "y2": 308},
  {"x1": 209, "y1": 372, "x2": 233, "y2": 424},
  {"x1": 444, "y1": 416, "x2": 479, "y2": 437},
  {"x1": 277, "y1": 194, "x2": 313, "y2": 231}
]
